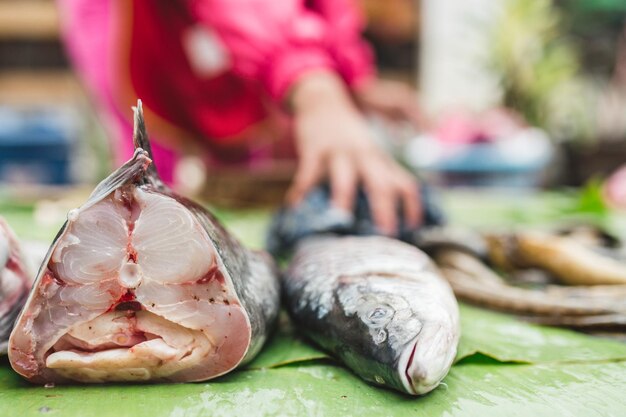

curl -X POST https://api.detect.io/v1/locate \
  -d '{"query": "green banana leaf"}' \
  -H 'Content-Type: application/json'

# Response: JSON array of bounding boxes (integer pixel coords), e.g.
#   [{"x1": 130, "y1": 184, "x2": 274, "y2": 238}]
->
[
  {"x1": 2, "y1": 357, "x2": 625, "y2": 417},
  {"x1": 456, "y1": 304, "x2": 626, "y2": 364},
  {"x1": 2, "y1": 189, "x2": 626, "y2": 416},
  {"x1": 245, "y1": 304, "x2": 626, "y2": 371},
  {"x1": 570, "y1": 0, "x2": 626, "y2": 12},
  {"x1": 244, "y1": 312, "x2": 330, "y2": 369}
]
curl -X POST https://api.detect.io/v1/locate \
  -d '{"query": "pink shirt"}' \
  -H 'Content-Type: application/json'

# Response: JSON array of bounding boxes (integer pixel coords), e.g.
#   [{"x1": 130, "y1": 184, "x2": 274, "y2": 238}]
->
[{"x1": 57, "y1": 0, "x2": 375, "y2": 181}]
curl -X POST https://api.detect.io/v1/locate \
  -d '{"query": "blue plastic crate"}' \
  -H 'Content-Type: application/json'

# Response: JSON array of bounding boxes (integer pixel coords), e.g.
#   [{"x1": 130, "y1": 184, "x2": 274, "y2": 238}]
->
[{"x1": 0, "y1": 108, "x2": 74, "y2": 185}]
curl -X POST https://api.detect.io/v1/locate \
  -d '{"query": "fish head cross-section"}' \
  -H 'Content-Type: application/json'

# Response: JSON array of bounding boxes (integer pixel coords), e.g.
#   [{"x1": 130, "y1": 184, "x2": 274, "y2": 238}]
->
[
  {"x1": 8, "y1": 102, "x2": 279, "y2": 384},
  {"x1": 9, "y1": 186, "x2": 250, "y2": 383}
]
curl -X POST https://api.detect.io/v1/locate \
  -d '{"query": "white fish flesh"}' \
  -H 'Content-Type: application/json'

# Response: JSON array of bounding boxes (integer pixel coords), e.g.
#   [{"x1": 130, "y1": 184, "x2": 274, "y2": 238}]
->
[{"x1": 8, "y1": 101, "x2": 280, "y2": 383}]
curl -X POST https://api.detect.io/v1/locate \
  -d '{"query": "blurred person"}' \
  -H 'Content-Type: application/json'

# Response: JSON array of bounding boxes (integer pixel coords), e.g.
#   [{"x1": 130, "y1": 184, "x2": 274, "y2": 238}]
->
[{"x1": 56, "y1": 0, "x2": 423, "y2": 234}]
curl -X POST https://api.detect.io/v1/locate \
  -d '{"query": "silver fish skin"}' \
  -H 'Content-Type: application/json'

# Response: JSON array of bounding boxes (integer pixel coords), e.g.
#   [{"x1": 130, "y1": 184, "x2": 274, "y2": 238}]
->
[
  {"x1": 0, "y1": 218, "x2": 32, "y2": 353},
  {"x1": 284, "y1": 236, "x2": 460, "y2": 395},
  {"x1": 8, "y1": 101, "x2": 280, "y2": 384}
]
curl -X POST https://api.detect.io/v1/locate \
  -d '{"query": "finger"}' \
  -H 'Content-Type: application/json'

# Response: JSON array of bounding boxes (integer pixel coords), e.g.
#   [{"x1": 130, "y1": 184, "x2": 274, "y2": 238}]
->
[
  {"x1": 329, "y1": 153, "x2": 357, "y2": 212},
  {"x1": 399, "y1": 95, "x2": 424, "y2": 128},
  {"x1": 398, "y1": 174, "x2": 422, "y2": 228},
  {"x1": 361, "y1": 162, "x2": 397, "y2": 235},
  {"x1": 286, "y1": 153, "x2": 325, "y2": 206}
]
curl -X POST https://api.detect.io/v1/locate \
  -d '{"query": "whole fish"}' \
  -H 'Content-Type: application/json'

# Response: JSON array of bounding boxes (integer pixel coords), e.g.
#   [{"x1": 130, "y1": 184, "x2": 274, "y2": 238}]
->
[
  {"x1": 9, "y1": 101, "x2": 280, "y2": 384},
  {"x1": 284, "y1": 236, "x2": 460, "y2": 395},
  {"x1": 1, "y1": 218, "x2": 32, "y2": 353}
]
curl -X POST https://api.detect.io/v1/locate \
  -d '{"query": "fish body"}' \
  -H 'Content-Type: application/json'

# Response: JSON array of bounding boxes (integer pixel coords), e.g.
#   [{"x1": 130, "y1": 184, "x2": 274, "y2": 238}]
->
[
  {"x1": 284, "y1": 236, "x2": 459, "y2": 395},
  {"x1": 8, "y1": 102, "x2": 280, "y2": 384},
  {"x1": 0, "y1": 218, "x2": 32, "y2": 353}
]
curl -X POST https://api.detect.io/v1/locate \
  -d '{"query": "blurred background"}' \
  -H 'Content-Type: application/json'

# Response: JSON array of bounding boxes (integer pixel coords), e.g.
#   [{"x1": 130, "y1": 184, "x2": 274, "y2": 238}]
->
[{"x1": 0, "y1": 0, "x2": 625, "y2": 205}]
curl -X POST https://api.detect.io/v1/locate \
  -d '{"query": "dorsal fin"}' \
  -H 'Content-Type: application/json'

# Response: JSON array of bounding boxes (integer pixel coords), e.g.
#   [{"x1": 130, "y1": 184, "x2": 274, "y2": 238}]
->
[{"x1": 132, "y1": 99, "x2": 161, "y2": 182}]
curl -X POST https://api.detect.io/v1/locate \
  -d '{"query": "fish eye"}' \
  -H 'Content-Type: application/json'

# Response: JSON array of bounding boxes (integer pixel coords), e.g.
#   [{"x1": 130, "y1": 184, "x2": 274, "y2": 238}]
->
[
  {"x1": 364, "y1": 304, "x2": 394, "y2": 326},
  {"x1": 369, "y1": 307, "x2": 389, "y2": 320}
]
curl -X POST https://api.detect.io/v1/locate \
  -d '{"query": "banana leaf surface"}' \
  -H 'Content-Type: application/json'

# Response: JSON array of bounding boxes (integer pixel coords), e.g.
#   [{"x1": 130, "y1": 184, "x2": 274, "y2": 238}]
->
[{"x1": 1, "y1": 189, "x2": 625, "y2": 417}]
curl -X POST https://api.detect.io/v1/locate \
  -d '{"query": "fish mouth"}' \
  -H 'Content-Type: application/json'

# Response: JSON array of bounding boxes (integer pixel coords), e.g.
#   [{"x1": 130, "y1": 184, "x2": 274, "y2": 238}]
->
[{"x1": 399, "y1": 324, "x2": 458, "y2": 395}]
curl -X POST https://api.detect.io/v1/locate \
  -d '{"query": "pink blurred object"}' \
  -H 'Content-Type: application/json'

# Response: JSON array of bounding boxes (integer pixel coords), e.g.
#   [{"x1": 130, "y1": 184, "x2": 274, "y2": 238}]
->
[
  {"x1": 604, "y1": 165, "x2": 626, "y2": 209},
  {"x1": 56, "y1": 0, "x2": 375, "y2": 182},
  {"x1": 480, "y1": 108, "x2": 527, "y2": 139},
  {"x1": 434, "y1": 108, "x2": 527, "y2": 146},
  {"x1": 406, "y1": 106, "x2": 551, "y2": 188},
  {"x1": 434, "y1": 110, "x2": 482, "y2": 145},
  {"x1": 56, "y1": 0, "x2": 178, "y2": 183}
]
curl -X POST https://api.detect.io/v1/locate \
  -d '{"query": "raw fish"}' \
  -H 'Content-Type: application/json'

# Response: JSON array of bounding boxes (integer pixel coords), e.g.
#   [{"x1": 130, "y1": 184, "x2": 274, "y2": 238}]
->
[
  {"x1": 284, "y1": 236, "x2": 460, "y2": 395},
  {"x1": 8, "y1": 101, "x2": 280, "y2": 383},
  {"x1": 0, "y1": 218, "x2": 32, "y2": 353}
]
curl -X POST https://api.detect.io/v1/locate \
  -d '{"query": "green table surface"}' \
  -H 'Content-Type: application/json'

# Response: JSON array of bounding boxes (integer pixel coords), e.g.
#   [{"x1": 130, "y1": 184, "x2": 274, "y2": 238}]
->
[{"x1": 1, "y1": 188, "x2": 625, "y2": 417}]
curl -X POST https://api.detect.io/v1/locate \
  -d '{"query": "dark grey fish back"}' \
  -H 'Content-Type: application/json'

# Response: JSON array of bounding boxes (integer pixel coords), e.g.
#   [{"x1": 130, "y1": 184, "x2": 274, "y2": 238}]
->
[
  {"x1": 285, "y1": 237, "x2": 435, "y2": 325},
  {"x1": 266, "y1": 184, "x2": 445, "y2": 257}
]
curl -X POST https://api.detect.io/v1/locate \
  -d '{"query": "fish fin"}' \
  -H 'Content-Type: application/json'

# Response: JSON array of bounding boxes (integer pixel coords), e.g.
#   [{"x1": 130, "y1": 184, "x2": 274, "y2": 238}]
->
[
  {"x1": 87, "y1": 148, "x2": 152, "y2": 202},
  {"x1": 85, "y1": 100, "x2": 166, "y2": 204},
  {"x1": 132, "y1": 99, "x2": 161, "y2": 182}
]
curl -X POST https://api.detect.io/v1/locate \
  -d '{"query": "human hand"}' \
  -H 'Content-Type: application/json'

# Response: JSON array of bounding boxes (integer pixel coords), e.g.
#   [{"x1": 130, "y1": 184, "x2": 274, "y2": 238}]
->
[
  {"x1": 354, "y1": 78, "x2": 423, "y2": 128},
  {"x1": 285, "y1": 72, "x2": 422, "y2": 234}
]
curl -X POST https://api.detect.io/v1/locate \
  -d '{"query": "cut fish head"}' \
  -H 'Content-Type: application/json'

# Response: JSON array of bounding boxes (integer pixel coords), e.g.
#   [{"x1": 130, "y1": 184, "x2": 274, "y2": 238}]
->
[{"x1": 8, "y1": 102, "x2": 255, "y2": 383}]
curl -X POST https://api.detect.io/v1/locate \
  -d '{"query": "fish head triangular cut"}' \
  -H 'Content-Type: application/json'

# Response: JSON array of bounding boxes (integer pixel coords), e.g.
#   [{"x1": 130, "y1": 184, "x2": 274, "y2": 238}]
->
[{"x1": 8, "y1": 101, "x2": 278, "y2": 384}]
